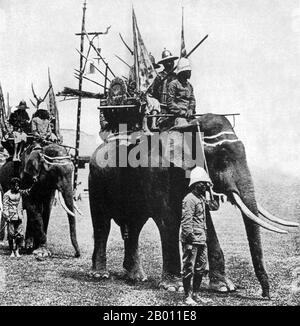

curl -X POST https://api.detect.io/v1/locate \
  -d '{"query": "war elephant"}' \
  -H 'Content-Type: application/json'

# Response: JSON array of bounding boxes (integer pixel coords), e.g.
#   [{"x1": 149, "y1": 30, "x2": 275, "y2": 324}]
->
[
  {"x1": 89, "y1": 113, "x2": 298, "y2": 298},
  {"x1": 0, "y1": 143, "x2": 80, "y2": 258}
]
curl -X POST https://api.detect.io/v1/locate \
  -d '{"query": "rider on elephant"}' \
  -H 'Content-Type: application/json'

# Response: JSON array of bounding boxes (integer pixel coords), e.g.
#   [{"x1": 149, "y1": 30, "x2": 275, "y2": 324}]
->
[
  {"x1": 148, "y1": 49, "x2": 178, "y2": 130},
  {"x1": 141, "y1": 53, "x2": 162, "y2": 135},
  {"x1": 8, "y1": 100, "x2": 31, "y2": 162},
  {"x1": 31, "y1": 103, "x2": 57, "y2": 144},
  {"x1": 167, "y1": 57, "x2": 196, "y2": 127},
  {"x1": 181, "y1": 167, "x2": 212, "y2": 305},
  {"x1": 148, "y1": 49, "x2": 178, "y2": 108}
]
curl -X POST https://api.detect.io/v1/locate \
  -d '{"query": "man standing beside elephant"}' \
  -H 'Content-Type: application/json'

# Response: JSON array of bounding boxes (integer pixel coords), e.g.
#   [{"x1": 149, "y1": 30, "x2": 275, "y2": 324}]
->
[{"x1": 181, "y1": 167, "x2": 213, "y2": 305}]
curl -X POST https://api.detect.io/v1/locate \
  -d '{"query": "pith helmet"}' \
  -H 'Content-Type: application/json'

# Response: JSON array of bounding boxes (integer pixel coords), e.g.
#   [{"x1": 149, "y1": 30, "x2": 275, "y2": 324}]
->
[
  {"x1": 189, "y1": 167, "x2": 212, "y2": 187},
  {"x1": 157, "y1": 48, "x2": 178, "y2": 65},
  {"x1": 176, "y1": 57, "x2": 192, "y2": 75},
  {"x1": 149, "y1": 52, "x2": 160, "y2": 69},
  {"x1": 37, "y1": 102, "x2": 48, "y2": 111},
  {"x1": 17, "y1": 100, "x2": 29, "y2": 109}
]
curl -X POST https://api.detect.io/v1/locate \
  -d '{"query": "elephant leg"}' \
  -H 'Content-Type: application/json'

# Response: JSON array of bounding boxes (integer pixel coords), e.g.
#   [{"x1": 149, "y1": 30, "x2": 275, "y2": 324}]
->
[
  {"x1": 123, "y1": 220, "x2": 147, "y2": 282},
  {"x1": 206, "y1": 210, "x2": 236, "y2": 292},
  {"x1": 61, "y1": 186, "x2": 80, "y2": 258},
  {"x1": 0, "y1": 214, "x2": 5, "y2": 241},
  {"x1": 26, "y1": 203, "x2": 47, "y2": 249},
  {"x1": 91, "y1": 215, "x2": 111, "y2": 279},
  {"x1": 25, "y1": 202, "x2": 52, "y2": 260},
  {"x1": 25, "y1": 209, "x2": 35, "y2": 252},
  {"x1": 155, "y1": 217, "x2": 183, "y2": 292}
]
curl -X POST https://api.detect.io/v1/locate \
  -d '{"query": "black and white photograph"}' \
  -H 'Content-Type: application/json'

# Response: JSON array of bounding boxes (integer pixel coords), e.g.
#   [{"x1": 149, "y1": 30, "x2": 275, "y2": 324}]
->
[{"x1": 0, "y1": 0, "x2": 299, "y2": 309}]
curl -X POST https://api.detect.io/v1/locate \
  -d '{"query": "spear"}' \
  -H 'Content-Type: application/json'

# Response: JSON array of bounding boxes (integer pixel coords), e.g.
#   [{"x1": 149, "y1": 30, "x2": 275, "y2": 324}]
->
[{"x1": 119, "y1": 33, "x2": 133, "y2": 55}]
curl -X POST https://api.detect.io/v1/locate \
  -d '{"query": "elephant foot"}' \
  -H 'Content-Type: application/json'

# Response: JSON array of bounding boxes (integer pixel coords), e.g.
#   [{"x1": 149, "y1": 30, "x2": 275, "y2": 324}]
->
[
  {"x1": 90, "y1": 270, "x2": 110, "y2": 280},
  {"x1": 124, "y1": 266, "x2": 148, "y2": 282},
  {"x1": 159, "y1": 274, "x2": 184, "y2": 292},
  {"x1": 74, "y1": 251, "x2": 81, "y2": 258},
  {"x1": 33, "y1": 246, "x2": 52, "y2": 261},
  {"x1": 209, "y1": 277, "x2": 237, "y2": 293}
]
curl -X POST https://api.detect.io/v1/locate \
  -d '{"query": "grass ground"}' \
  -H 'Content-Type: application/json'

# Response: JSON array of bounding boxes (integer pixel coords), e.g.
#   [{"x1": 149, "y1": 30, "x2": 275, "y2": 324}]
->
[{"x1": 0, "y1": 167, "x2": 299, "y2": 306}]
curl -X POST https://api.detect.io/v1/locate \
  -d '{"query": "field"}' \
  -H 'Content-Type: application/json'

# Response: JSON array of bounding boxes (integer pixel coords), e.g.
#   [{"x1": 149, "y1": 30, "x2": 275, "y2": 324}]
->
[{"x1": 0, "y1": 166, "x2": 299, "y2": 306}]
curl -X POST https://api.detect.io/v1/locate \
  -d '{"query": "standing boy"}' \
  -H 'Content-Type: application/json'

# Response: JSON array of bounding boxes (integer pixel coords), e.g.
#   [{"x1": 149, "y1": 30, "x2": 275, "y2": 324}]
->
[{"x1": 2, "y1": 178, "x2": 30, "y2": 257}]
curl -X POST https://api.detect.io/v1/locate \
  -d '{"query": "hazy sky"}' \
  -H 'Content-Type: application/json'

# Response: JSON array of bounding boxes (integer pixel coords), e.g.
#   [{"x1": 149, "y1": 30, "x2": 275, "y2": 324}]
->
[{"x1": 0, "y1": 0, "x2": 300, "y2": 175}]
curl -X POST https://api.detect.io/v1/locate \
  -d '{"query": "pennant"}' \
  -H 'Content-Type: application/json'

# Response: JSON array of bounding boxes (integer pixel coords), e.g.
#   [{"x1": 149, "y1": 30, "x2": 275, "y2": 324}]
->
[
  {"x1": 48, "y1": 69, "x2": 61, "y2": 140},
  {"x1": 180, "y1": 7, "x2": 187, "y2": 58},
  {"x1": 132, "y1": 8, "x2": 157, "y2": 93}
]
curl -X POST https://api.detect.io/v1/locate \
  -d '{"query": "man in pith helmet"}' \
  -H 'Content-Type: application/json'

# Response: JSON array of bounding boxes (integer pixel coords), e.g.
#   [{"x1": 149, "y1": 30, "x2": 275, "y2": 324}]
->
[
  {"x1": 181, "y1": 166, "x2": 213, "y2": 305},
  {"x1": 167, "y1": 57, "x2": 196, "y2": 127},
  {"x1": 148, "y1": 49, "x2": 178, "y2": 110}
]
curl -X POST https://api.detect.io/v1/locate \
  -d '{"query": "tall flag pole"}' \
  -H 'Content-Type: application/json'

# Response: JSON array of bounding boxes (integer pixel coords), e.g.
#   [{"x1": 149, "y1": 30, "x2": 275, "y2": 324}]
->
[
  {"x1": 74, "y1": 0, "x2": 87, "y2": 191},
  {"x1": 180, "y1": 6, "x2": 187, "y2": 58}
]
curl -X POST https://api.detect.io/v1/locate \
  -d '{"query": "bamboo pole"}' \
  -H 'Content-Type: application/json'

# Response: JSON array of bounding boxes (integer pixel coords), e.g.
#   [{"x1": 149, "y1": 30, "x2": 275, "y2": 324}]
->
[{"x1": 73, "y1": 0, "x2": 87, "y2": 191}]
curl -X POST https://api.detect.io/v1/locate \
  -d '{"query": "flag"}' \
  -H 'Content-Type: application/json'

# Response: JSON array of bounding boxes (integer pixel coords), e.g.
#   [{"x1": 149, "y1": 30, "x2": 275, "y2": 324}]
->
[
  {"x1": 132, "y1": 8, "x2": 157, "y2": 93},
  {"x1": 180, "y1": 7, "x2": 187, "y2": 58},
  {"x1": 48, "y1": 69, "x2": 61, "y2": 141}
]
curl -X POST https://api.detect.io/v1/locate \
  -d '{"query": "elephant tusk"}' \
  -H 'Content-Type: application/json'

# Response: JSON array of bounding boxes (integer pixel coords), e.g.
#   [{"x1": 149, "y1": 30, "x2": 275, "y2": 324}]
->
[
  {"x1": 257, "y1": 203, "x2": 299, "y2": 228},
  {"x1": 232, "y1": 193, "x2": 288, "y2": 234},
  {"x1": 74, "y1": 202, "x2": 83, "y2": 216},
  {"x1": 58, "y1": 192, "x2": 76, "y2": 218}
]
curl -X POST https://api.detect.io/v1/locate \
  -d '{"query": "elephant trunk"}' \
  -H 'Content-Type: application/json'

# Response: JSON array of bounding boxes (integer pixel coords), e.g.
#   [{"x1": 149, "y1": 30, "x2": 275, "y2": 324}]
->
[
  {"x1": 233, "y1": 177, "x2": 270, "y2": 298},
  {"x1": 59, "y1": 186, "x2": 80, "y2": 257}
]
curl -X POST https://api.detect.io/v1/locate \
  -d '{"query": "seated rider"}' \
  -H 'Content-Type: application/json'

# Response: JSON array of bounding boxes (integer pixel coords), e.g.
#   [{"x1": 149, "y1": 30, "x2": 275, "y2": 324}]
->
[
  {"x1": 146, "y1": 49, "x2": 178, "y2": 132},
  {"x1": 31, "y1": 102, "x2": 57, "y2": 144},
  {"x1": 167, "y1": 57, "x2": 196, "y2": 127},
  {"x1": 142, "y1": 53, "x2": 162, "y2": 135},
  {"x1": 8, "y1": 100, "x2": 31, "y2": 162}
]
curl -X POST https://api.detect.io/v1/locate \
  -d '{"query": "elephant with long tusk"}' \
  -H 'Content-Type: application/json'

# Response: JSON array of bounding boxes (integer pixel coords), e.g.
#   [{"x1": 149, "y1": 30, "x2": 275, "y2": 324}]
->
[
  {"x1": 89, "y1": 113, "x2": 298, "y2": 299},
  {"x1": 0, "y1": 143, "x2": 81, "y2": 258}
]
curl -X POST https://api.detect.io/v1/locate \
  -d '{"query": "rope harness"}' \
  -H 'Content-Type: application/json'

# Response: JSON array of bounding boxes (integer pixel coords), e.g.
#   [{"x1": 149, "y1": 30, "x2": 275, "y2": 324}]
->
[
  {"x1": 40, "y1": 153, "x2": 72, "y2": 166},
  {"x1": 203, "y1": 131, "x2": 241, "y2": 147}
]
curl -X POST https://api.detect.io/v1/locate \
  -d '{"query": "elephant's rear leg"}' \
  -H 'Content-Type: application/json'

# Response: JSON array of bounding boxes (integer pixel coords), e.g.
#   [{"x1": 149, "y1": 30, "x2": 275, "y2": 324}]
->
[{"x1": 123, "y1": 220, "x2": 147, "y2": 282}]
